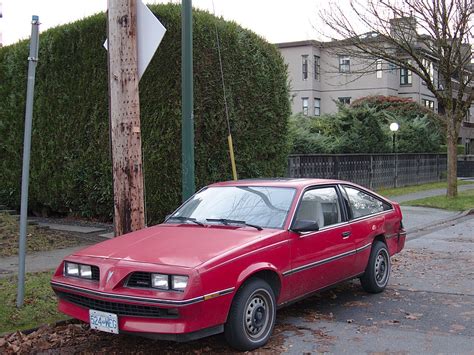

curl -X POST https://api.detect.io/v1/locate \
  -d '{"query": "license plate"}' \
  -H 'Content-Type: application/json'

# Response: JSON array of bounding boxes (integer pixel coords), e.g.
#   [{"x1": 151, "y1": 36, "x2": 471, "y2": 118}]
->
[{"x1": 89, "y1": 309, "x2": 119, "y2": 334}]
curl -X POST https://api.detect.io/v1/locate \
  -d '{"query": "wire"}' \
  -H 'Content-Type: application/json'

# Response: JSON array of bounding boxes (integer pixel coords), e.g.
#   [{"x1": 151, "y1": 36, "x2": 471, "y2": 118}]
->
[
  {"x1": 211, "y1": 0, "x2": 238, "y2": 180},
  {"x1": 211, "y1": 0, "x2": 231, "y2": 136}
]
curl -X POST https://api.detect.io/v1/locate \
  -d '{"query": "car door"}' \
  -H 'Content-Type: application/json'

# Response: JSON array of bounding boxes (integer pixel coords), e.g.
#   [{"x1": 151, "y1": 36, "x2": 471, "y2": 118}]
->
[
  {"x1": 286, "y1": 186, "x2": 355, "y2": 299},
  {"x1": 341, "y1": 185, "x2": 393, "y2": 274}
]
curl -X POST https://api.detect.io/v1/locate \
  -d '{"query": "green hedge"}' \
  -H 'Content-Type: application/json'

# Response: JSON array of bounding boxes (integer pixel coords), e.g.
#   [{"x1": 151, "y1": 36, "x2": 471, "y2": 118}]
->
[{"x1": 0, "y1": 4, "x2": 291, "y2": 223}]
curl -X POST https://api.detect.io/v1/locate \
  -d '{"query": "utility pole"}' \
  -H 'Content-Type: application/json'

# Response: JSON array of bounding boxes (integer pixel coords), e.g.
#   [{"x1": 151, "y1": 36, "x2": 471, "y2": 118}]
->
[
  {"x1": 181, "y1": 0, "x2": 195, "y2": 201},
  {"x1": 107, "y1": 0, "x2": 145, "y2": 236},
  {"x1": 17, "y1": 15, "x2": 40, "y2": 308}
]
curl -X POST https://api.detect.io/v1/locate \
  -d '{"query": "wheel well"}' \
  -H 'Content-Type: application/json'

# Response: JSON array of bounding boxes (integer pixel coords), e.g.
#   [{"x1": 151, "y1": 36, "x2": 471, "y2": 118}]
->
[
  {"x1": 243, "y1": 270, "x2": 281, "y2": 299},
  {"x1": 373, "y1": 234, "x2": 387, "y2": 246}
]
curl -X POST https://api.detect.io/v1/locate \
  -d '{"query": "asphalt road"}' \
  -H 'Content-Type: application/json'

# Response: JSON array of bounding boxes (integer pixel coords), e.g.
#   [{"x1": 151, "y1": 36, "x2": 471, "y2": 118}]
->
[
  {"x1": 2, "y1": 210, "x2": 473, "y2": 354},
  {"x1": 277, "y1": 215, "x2": 474, "y2": 354}
]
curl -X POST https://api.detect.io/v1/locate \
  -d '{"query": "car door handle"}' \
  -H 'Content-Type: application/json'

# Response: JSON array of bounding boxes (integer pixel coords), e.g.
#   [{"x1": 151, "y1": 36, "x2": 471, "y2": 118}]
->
[{"x1": 342, "y1": 231, "x2": 351, "y2": 239}]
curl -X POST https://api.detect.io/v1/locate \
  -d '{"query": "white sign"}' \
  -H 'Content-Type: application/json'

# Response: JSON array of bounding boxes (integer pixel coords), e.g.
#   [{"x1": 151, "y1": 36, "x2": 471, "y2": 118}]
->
[{"x1": 104, "y1": 0, "x2": 166, "y2": 80}]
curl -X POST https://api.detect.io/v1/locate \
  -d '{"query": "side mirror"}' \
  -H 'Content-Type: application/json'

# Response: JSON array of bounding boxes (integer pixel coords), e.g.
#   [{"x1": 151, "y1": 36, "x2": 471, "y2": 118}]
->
[{"x1": 291, "y1": 219, "x2": 319, "y2": 233}]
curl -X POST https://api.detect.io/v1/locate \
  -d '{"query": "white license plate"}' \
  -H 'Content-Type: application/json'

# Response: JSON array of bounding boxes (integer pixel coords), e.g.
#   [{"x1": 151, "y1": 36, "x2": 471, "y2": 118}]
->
[{"x1": 89, "y1": 309, "x2": 119, "y2": 334}]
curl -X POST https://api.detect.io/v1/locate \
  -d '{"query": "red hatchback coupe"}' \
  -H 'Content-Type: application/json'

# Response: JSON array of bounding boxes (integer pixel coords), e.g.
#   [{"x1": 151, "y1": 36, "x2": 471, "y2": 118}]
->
[{"x1": 51, "y1": 179, "x2": 406, "y2": 350}]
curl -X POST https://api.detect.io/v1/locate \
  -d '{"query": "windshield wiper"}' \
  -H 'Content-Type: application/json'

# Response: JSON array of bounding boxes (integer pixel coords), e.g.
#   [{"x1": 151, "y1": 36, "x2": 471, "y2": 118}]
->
[
  {"x1": 206, "y1": 218, "x2": 263, "y2": 231},
  {"x1": 167, "y1": 216, "x2": 205, "y2": 226}
]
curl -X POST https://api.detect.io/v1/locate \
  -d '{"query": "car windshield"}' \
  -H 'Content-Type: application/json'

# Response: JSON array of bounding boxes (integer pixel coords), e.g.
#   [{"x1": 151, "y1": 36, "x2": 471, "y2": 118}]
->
[{"x1": 169, "y1": 186, "x2": 296, "y2": 229}]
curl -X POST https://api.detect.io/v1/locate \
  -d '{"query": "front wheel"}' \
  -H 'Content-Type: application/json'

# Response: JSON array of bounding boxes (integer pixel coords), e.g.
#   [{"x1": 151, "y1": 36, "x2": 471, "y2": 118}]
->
[
  {"x1": 224, "y1": 278, "x2": 276, "y2": 351},
  {"x1": 360, "y1": 241, "x2": 391, "y2": 293}
]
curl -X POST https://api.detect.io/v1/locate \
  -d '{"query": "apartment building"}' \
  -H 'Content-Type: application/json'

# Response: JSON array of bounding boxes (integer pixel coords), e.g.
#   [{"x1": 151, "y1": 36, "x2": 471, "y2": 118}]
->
[{"x1": 276, "y1": 38, "x2": 474, "y2": 153}]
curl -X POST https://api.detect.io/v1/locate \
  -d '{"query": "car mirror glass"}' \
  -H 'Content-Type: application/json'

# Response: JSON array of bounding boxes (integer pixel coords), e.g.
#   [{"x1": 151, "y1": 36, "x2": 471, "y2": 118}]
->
[{"x1": 291, "y1": 219, "x2": 319, "y2": 233}]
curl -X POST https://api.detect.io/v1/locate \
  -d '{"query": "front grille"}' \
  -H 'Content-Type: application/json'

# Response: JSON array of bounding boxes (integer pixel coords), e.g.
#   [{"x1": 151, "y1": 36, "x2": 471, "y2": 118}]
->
[
  {"x1": 126, "y1": 272, "x2": 152, "y2": 288},
  {"x1": 91, "y1": 266, "x2": 100, "y2": 281},
  {"x1": 55, "y1": 291, "x2": 178, "y2": 318}
]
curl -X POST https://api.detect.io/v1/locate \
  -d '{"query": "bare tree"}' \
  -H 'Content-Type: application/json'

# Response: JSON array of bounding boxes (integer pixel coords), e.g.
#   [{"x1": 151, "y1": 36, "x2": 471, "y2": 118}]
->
[{"x1": 320, "y1": 0, "x2": 473, "y2": 197}]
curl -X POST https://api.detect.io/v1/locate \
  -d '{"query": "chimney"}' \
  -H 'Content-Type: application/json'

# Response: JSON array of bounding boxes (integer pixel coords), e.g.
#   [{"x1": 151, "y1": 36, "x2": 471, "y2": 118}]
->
[{"x1": 389, "y1": 16, "x2": 417, "y2": 44}]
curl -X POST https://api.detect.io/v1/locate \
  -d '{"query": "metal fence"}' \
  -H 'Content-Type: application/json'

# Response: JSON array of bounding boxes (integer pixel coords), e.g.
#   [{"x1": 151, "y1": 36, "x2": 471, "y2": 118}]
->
[
  {"x1": 458, "y1": 155, "x2": 474, "y2": 177},
  {"x1": 287, "y1": 154, "x2": 447, "y2": 189}
]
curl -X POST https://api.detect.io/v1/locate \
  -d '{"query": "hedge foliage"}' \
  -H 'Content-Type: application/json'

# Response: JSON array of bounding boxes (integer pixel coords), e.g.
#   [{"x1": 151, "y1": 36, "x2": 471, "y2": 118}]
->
[
  {"x1": 0, "y1": 4, "x2": 291, "y2": 223},
  {"x1": 289, "y1": 96, "x2": 444, "y2": 154}
]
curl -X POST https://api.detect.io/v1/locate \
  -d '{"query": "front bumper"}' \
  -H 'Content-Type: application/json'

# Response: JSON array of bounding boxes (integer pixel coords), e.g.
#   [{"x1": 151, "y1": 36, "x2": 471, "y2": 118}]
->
[{"x1": 51, "y1": 280, "x2": 234, "y2": 339}]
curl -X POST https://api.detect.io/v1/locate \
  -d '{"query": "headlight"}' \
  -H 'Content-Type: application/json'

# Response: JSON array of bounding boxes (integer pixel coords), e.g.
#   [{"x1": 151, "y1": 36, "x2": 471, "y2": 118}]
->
[
  {"x1": 79, "y1": 265, "x2": 92, "y2": 279},
  {"x1": 171, "y1": 275, "x2": 188, "y2": 291},
  {"x1": 150, "y1": 273, "x2": 188, "y2": 291},
  {"x1": 65, "y1": 262, "x2": 79, "y2": 276},
  {"x1": 64, "y1": 261, "x2": 95, "y2": 280},
  {"x1": 151, "y1": 273, "x2": 169, "y2": 289}
]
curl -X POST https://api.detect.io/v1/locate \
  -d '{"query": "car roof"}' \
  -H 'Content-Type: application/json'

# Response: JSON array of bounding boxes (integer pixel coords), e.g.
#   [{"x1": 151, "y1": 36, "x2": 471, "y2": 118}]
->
[{"x1": 208, "y1": 178, "x2": 346, "y2": 189}]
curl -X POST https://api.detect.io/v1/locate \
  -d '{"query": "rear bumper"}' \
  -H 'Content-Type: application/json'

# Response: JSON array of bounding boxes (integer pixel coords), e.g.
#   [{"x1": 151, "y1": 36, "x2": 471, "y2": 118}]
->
[{"x1": 397, "y1": 230, "x2": 407, "y2": 252}]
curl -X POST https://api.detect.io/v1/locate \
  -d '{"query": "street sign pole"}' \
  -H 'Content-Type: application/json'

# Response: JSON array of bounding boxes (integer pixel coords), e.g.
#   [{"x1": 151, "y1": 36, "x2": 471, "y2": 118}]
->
[
  {"x1": 181, "y1": 0, "x2": 195, "y2": 201},
  {"x1": 17, "y1": 15, "x2": 40, "y2": 308}
]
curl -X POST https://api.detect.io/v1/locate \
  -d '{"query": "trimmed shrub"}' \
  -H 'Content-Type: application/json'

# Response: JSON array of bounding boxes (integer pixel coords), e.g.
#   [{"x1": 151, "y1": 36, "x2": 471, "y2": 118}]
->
[
  {"x1": 0, "y1": 4, "x2": 291, "y2": 223},
  {"x1": 288, "y1": 96, "x2": 444, "y2": 154}
]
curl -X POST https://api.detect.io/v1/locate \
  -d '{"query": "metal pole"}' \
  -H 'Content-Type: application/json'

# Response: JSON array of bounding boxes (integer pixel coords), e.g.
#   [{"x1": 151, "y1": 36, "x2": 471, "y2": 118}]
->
[
  {"x1": 394, "y1": 133, "x2": 398, "y2": 188},
  {"x1": 181, "y1": 0, "x2": 195, "y2": 201},
  {"x1": 17, "y1": 15, "x2": 40, "y2": 308}
]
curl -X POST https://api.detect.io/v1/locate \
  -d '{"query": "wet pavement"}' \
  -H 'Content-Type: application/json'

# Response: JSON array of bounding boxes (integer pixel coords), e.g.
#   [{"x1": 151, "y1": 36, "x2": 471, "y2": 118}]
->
[
  {"x1": 278, "y1": 215, "x2": 474, "y2": 354},
  {"x1": 1, "y1": 214, "x2": 473, "y2": 354}
]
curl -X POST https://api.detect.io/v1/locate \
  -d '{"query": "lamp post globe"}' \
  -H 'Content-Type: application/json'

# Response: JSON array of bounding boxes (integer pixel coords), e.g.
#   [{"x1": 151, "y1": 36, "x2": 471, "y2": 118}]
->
[{"x1": 390, "y1": 122, "x2": 399, "y2": 154}]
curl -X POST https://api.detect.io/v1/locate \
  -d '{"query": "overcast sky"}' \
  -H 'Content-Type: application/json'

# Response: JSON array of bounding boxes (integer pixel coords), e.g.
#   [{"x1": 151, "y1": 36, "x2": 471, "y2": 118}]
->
[{"x1": 0, "y1": 0, "x2": 346, "y2": 46}]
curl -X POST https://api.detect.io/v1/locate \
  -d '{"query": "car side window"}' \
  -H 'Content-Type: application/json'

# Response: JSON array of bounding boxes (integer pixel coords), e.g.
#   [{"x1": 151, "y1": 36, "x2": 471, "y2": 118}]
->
[
  {"x1": 294, "y1": 187, "x2": 342, "y2": 229},
  {"x1": 343, "y1": 186, "x2": 389, "y2": 219}
]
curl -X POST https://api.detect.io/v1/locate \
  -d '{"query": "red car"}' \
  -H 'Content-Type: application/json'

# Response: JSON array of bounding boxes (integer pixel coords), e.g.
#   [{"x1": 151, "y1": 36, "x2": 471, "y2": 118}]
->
[{"x1": 51, "y1": 179, "x2": 406, "y2": 351}]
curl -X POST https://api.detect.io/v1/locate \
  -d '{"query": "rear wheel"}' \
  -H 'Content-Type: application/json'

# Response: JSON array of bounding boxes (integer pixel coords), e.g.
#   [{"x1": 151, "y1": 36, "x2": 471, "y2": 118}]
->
[
  {"x1": 224, "y1": 278, "x2": 276, "y2": 351},
  {"x1": 360, "y1": 241, "x2": 390, "y2": 293}
]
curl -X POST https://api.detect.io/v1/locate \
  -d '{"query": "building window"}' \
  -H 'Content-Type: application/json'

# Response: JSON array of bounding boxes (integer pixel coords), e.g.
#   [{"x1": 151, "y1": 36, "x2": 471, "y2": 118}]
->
[
  {"x1": 314, "y1": 98, "x2": 321, "y2": 116},
  {"x1": 339, "y1": 97, "x2": 351, "y2": 105},
  {"x1": 314, "y1": 55, "x2": 320, "y2": 80},
  {"x1": 422, "y1": 99, "x2": 435, "y2": 110},
  {"x1": 302, "y1": 97, "x2": 309, "y2": 115},
  {"x1": 400, "y1": 63, "x2": 412, "y2": 85},
  {"x1": 376, "y1": 59, "x2": 383, "y2": 78},
  {"x1": 388, "y1": 62, "x2": 397, "y2": 73},
  {"x1": 302, "y1": 55, "x2": 308, "y2": 80},
  {"x1": 339, "y1": 55, "x2": 350, "y2": 73},
  {"x1": 422, "y1": 58, "x2": 434, "y2": 82}
]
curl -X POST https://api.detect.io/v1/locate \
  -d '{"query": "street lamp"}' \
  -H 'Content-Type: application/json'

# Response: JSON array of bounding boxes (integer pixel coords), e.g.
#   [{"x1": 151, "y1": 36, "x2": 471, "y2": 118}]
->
[
  {"x1": 390, "y1": 122, "x2": 399, "y2": 153},
  {"x1": 390, "y1": 122, "x2": 399, "y2": 188}
]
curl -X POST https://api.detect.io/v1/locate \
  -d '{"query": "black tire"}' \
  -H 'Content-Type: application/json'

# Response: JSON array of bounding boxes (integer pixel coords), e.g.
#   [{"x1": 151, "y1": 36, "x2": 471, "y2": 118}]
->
[
  {"x1": 224, "y1": 278, "x2": 276, "y2": 351},
  {"x1": 360, "y1": 241, "x2": 391, "y2": 293}
]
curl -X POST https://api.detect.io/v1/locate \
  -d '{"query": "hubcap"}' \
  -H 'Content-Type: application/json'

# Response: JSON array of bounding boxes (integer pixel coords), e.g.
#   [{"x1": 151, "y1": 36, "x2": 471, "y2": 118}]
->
[
  {"x1": 374, "y1": 249, "x2": 389, "y2": 286},
  {"x1": 244, "y1": 290, "x2": 272, "y2": 340}
]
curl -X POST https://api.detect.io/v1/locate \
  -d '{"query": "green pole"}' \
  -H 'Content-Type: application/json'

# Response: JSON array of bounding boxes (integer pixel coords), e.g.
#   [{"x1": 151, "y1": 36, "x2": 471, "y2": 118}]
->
[{"x1": 181, "y1": 0, "x2": 195, "y2": 201}]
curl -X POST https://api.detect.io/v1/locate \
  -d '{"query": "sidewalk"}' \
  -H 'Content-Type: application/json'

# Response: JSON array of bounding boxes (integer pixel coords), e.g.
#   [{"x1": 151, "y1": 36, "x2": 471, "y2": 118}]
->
[
  {"x1": 0, "y1": 244, "x2": 90, "y2": 278},
  {"x1": 390, "y1": 183, "x2": 474, "y2": 203}
]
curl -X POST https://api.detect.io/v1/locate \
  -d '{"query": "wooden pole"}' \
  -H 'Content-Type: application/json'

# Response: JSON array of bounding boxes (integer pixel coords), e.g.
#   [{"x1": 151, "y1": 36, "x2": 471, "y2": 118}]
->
[{"x1": 107, "y1": 0, "x2": 145, "y2": 236}]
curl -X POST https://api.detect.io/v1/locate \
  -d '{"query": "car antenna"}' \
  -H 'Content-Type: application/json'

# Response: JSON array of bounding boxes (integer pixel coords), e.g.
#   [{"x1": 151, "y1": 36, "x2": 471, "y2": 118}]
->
[{"x1": 212, "y1": 0, "x2": 238, "y2": 181}]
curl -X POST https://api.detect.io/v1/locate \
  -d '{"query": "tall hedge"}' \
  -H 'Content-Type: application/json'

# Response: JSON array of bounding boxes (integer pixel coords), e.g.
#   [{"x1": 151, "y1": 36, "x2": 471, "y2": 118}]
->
[{"x1": 0, "y1": 4, "x2": 291, "y2": 223}]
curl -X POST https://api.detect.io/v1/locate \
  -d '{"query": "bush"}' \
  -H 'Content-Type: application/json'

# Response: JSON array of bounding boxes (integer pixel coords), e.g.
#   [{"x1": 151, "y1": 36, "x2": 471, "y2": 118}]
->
[
  {"x1": 0, "y1": 4, "x2": 291, "y2": 223},
  {"x1": 289, "y1": 96, "x2": 444, "y2": 154}
]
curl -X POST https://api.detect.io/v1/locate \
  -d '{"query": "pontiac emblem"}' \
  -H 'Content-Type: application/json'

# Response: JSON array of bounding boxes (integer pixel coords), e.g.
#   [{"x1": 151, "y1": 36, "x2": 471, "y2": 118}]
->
[{"x1": 106, "y1": 270, "x2": 114, "y2": 283}]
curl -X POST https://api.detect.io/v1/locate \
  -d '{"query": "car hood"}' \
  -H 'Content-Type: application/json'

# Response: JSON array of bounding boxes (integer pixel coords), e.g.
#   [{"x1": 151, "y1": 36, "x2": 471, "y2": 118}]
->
[{"x1": 73, "y1": 224, "x2": 281, "y2": 268}]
